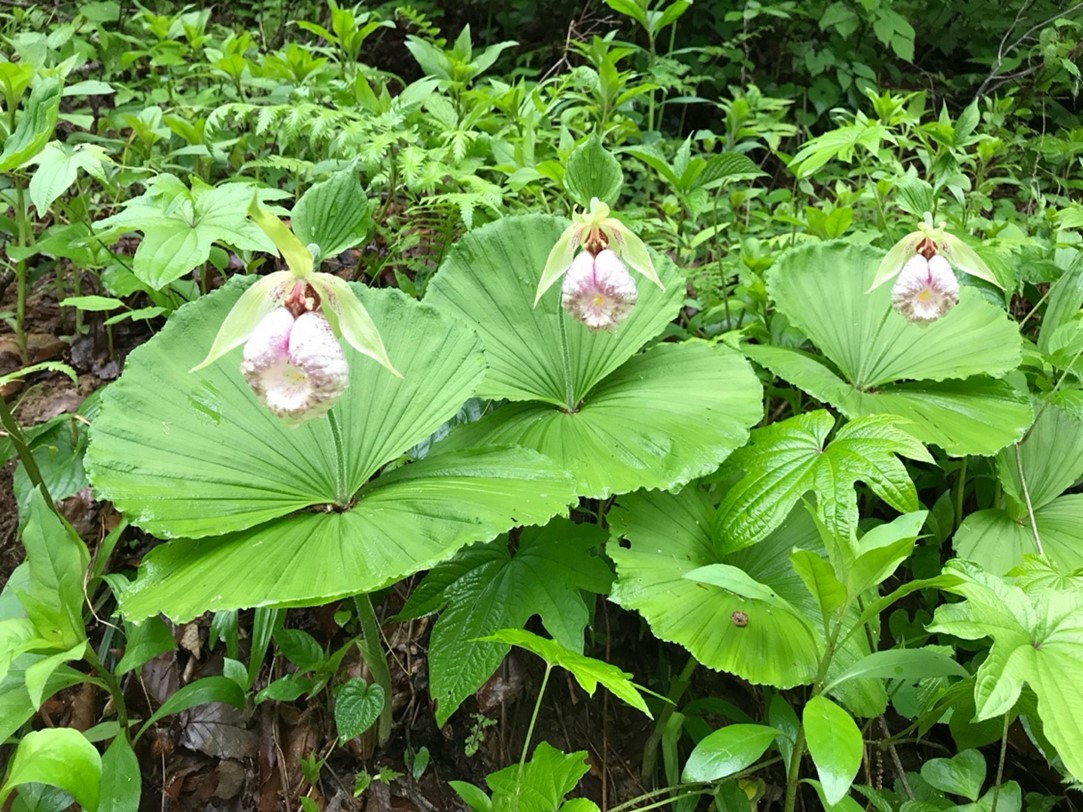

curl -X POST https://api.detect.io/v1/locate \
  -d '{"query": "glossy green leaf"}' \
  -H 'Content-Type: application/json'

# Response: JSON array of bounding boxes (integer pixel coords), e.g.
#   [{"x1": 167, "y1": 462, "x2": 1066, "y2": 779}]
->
[
  {"x1": 715, "y1": 411, "x2": 929, "y2": 551},
  {"x1": 292, "y1": 167, "x2": 373, "y2": 258},
  {"x1": 450, "y1": 781, "x2": 493, "y2": 812},
  {"x1": 745, "y1": 344, "x2": 1031, "y2": 457},
  {"x1": 920, "y1": 749, "x2": 985, "y2": 802},
  {"x1": 0, "y1": 76, "x2": 62, "y2": 171},
  {"x1": 790, "y1": 550, "x2": 845, "y2": 625},
  {"x1": 115, "y1": 616, "x2": 176, "y2": 675},
  {"x1": 0, "y1": 728, "x2": 101, "y2": 811},
  {"x1": 823, "y1": 648, "x2": 968, "y2": 694},
  {"x1": 334, "y1": 678, "x2": 385, "y2": 740},
  {"x1": 400, "y1": 520, "x2": 610, "y2": 725},
  {"x1": 88, "y1": 277, "x2": 486, "y2": 538},
  {"x1": 803, "y1": 696, "x2": 862, "y2": 806},
  {"x1": 426, "y1": 214, "x2": 684, "y2": 405},
  {"x1": 927, "y1": 561, "x2": 1083, "y2": 781},
  {"x1": 609, "y1": 488, "x2": 823, "y2": 688},
  {"x1": 436, "y1": 340, "x2": 762, "y2": 498},
  {"x1": 749, "y1": 241, "x2": 1030, "y2": 456},
  {"x1": 845, "y1": 511, "x2": 927, "y2": 596},
  {"x1": 682, "y1": 724, "x2": 779, "y2": 782},
  {"x1": 118, "y1": 446, "x2": 576, "y2": 621},
  {"x1": 483, "y1": 628, "x2": 651, "y2": 717},
  {"x1": 99, "y1": 735, "x2": 141, "y2": 812},
  {"x1": 564, "y1": 134, "x2": 623, "y2": 207}
]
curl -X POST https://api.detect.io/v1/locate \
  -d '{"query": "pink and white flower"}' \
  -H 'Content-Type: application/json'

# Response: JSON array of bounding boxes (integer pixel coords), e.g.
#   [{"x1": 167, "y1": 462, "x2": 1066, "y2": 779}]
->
[
  {"x1": 890, "y1": 254, "x2": 959, "y2": 322},
  {"x1": 560, "y1": 248, "x2": 638, "y2": 330},
  {"x1": 241, "y1": 308, "x2": 349, "y2": 424}
]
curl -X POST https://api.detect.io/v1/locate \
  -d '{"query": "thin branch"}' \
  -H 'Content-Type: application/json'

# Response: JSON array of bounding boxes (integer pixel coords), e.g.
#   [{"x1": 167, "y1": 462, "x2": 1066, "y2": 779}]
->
[
  {"x1": 1013, "y1": 443, "x2": 1045, "y2": 558},
  {"x1": 975, "y1": 1, "x2": 1083, "y2": 99}
]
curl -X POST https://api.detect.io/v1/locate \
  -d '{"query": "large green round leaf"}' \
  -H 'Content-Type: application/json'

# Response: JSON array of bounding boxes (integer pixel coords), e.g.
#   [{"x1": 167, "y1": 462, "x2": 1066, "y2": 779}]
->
[
  {"x1": 748, "y1": 242, "x2": 1031, "y2": 456},
  {"x1": 119, "y1": 446, "x2": 577, "y2": 622},
  {"x1": 954, "y1": 497, "x2": 1083, "y2": 575},
  {"x1": 608, "y1": 487, "x2": 822, "y2": 688},
  {"x1": 436, "y1": 341, "x2": 762, "y2": 498},
  {"x1": 745, "y1": 345, "x2": 1031, "y2": 458},
  {"x1": 425, "y1": 213, "x2": 686, "y2": 407},
  {"x1": 86, "y1": 276, "x2": 487, "y2": 538}
]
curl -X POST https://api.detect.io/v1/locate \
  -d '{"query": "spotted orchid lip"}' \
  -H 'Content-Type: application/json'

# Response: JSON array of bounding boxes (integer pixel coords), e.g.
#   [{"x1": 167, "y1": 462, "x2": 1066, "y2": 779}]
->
[
  {"x1": 241, "y1": 308, "x2": 350, "y2": 425},
  {"x1": 891, "y1": 254, "x2": 960, "y2": 323},
  {"x1": 560, "y1": 248, "x2": 639, "y2": 330}
]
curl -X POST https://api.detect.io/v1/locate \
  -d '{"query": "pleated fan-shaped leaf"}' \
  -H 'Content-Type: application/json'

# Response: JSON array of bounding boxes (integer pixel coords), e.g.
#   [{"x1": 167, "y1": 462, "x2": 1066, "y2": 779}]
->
[
  {"x1": 425, "y1": 215, "x2": 763, "y2": 498},
  {"x1": 86, "y1": 276, "x2": 578, "y2": 621},
  {"x1": 745, "y1": 242, "x2": 1031, "y2": 457}
]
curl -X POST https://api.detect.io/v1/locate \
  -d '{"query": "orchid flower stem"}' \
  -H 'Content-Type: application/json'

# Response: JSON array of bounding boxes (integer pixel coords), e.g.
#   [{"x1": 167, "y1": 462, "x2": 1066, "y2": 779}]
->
[
  {"x1": 353, "y1": 593, "x2": 393, "y2": 746},
  {"x1": 557, "y1": 298, "x2": 575, "y2": 411},
  {"x1": 327, "y1": 408, "x2": 347, "y2": 506}
]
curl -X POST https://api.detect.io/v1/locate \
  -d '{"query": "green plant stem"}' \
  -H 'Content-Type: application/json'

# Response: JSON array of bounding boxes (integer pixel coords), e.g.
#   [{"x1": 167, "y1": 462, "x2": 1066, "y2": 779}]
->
[
  {"x1": 954, "y1": 455, "x2": 968, "y2": 529},
  {"x1": 517, "y1": 663, "x2": 552, "y2": 792},
  {"x1": 13, "y1": 176, "x2": 29, "y2": 364},
  {"x1": 782, "y1": 724, "x2": 807, "y2": 812},
  {"x1": 557, "y1": 298, "x2": 576, "y2": 411},
  {"x1": 353, "y1": 593, "x2": 393, "y2": 746},
  {"x1": 990, "y1": 713, "x2": 1010, "y2": 812},
  {"x1": 327, "y1": 409, "x2": 348, "y2": 506},
  {"x1": 642, "y1": 655, "x2": 697, "y2": 780},
  {"x1": 0, "y1": 393, "x2": 56, "y2": 515},
  {"x1": 1014, "y1": 443, "x2": 1044, "y2": 558},
  {"x1": 85, "y1": 645, "x2": 129, "y2": 735}
]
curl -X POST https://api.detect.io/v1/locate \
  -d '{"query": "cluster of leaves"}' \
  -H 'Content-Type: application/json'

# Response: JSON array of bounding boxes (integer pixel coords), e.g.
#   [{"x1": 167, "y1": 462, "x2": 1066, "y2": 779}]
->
[{"x1": 2, "y1": 0, "x2": 1083, "y2": 810}]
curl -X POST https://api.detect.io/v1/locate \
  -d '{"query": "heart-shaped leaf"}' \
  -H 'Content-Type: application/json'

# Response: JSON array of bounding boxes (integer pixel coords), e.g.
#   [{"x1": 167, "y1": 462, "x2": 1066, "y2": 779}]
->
[{"x1": 335, "y1": 678, "x2": 385, "y2": 741}]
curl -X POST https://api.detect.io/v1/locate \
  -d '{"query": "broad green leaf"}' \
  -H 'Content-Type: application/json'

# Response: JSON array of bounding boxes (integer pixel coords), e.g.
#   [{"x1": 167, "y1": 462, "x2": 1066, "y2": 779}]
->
[
  {"x1": 997, "y1": 401, "x2": 1083, "y2": 512},
  {"x1": 845, "y1": 511, "x2": 927, "y2": 595},
  {"x1": 0, "y1": 656, "x2": 84, "y2": 744},
  {"x1": 436, "y1": 341, "x2": 762, "y2": 498},
  {"x1": 823, "y1": 648, "x2": 968, "y2": 694},
  {"x1": 87, "y1": 277, "x2": 486, "y2": 537},
  {"x1": 0, "y1": 728, "x2": 101, "y2": 811},
  {"x1": 450, "y1": 781, "x2": 493, "y2": 812},
  {"x1": 0, "y1": 76, "x2": 62, "y2": 171},
  {"x1": 790, "y1": 550, "x2": 845, "y2": 626},
  {"x1": 334, "y1": 678, "x2": 384, "y2": 740},
  {"x1": 920, "y1": 749, "x2": 985, "y2": 802},
  {"x1": 715, "y1": 411, "x2": 929, "y2": 551},
  {"x1": 681, "y1": 724, "x2": 779, "y2": 782},
  {"x1": 118, "y1": 447, "x2": 577, "y2": 621},
  {"x1": 927, "y1": 561, "x2": 1083, "y2": 781},
  {"x1": 749, "y1": 241, "x2": 1030, "y2": 456},
  {"x1": 954, "y1": 497, "x2": 1083, "y2": 575},
  {"x1": 95, "y1": 177, "x2": 274, "y2": 288},
  {"x1": 400, "y1": 520, "x2": 611, "y2": 725},
  {"x1": 803, "y1": 696, "x2": 862, "y2": 806},
  {"x1": 745, "y1": 344, "x2": 1032, "y2": 457},
  {"x1": 483, "y1": 628, "x2": 651, "y2": 717},
  {"x1": 136, "y1": 676, "x2": 245, "y2": 740},
  {"x1": 292, "y1": 167, "x2": 374, "y2": 258},
  {"x1": 115, "y1": 616, "x2": 176, "y2": 675},
  {"x1": 99, "y1": 735, "x2": 141, "y2": 812},
  {"x1": 60, "y1": 295, "x2": 125, "y2": 312},
  {"x1": 486, "y1": 742, "x2": 593, "y2": 811},
  {"x1": 25, "y1": 141, "x2": 112, "y2": 214},
  {"x1": 609, "y1": 488, "x2": 823, "y2": 688},
  {"x1": 274, "y1": 628, "x2": 325, "y2": 672},
  {"x1": 426, "y1": 214, "x2": 684, "y2": 405},
  {"x1": 18, "y1": 489, "x2": 89, "y2": 652},
  {"x1": 564, "y1": 134, "x2": 623, "y2": 207}
]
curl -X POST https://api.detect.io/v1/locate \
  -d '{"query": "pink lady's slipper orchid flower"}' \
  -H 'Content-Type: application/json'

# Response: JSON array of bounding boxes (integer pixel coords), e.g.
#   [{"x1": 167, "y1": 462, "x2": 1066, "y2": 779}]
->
[
  {"x1": 868, "y1": 214, "x2": 1001, "y2": 324},
  {"x1": 561, "y1": 248, "x2": 638, "y2": 330},
  {"x1": 534, "y1": 198, "x2": 664, "y2": 330},
  {"x1": 192, "y1": 199, "x2": 400, "y2": 425}
]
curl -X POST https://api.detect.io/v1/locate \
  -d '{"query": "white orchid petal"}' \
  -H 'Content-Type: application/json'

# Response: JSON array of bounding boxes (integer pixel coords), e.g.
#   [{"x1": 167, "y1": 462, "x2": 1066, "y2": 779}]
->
[
  {"x1": 241, "y1": 310, "x2": 349, "y2": 425},
  {"x1": 891, "y1": 254, "x2": 959, "y2": 323},
  {"x1": 561, "y1": 249, "x2": 638, "y2": 330}
]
